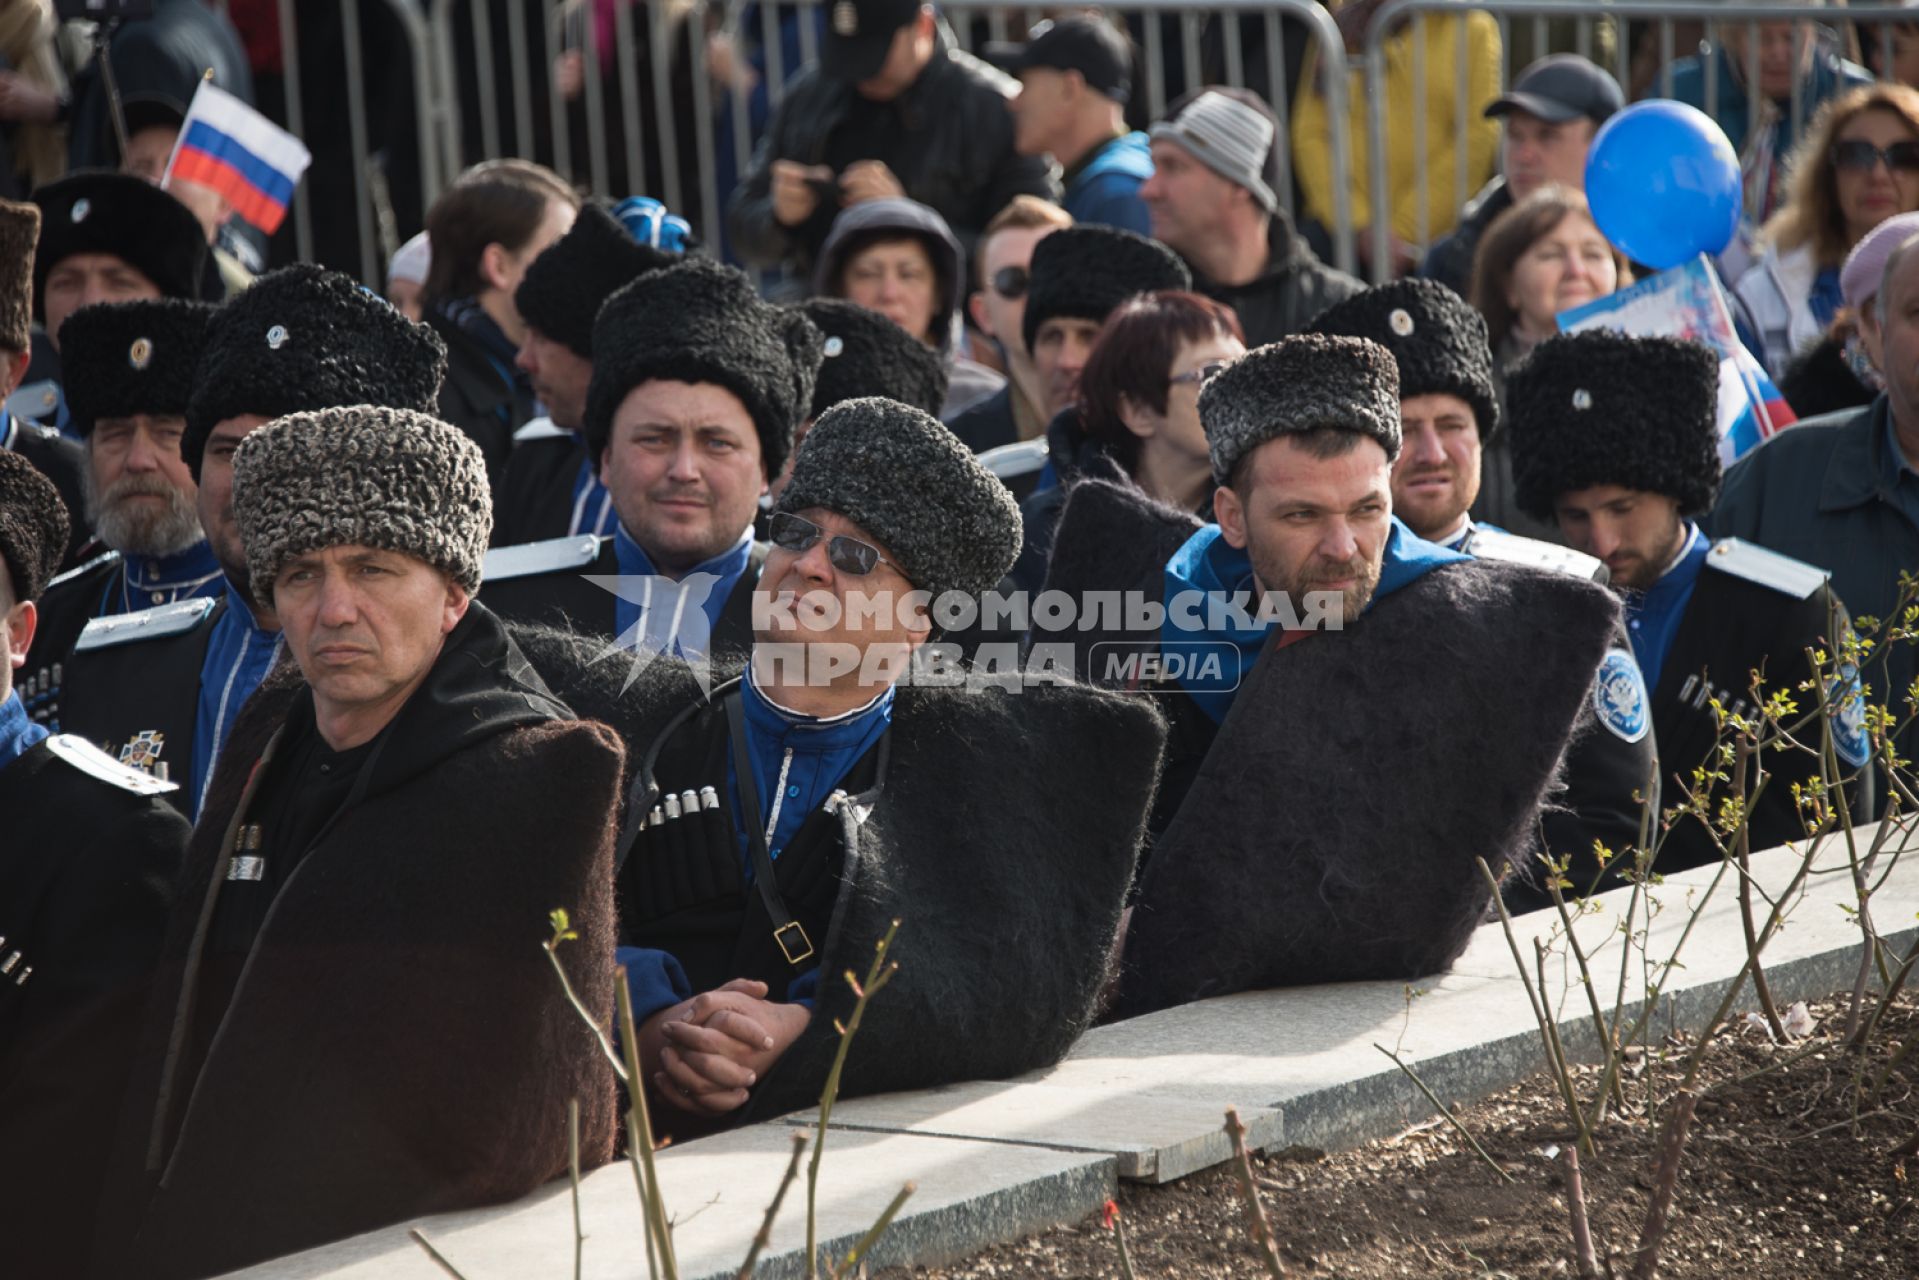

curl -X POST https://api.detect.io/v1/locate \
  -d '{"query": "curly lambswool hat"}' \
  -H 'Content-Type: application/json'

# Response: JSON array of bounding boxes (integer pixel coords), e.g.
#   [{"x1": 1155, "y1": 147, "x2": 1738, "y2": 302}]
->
[
  {"x1": 59, "y1": 298, "x2": 217, "y2": 437},
  {"x1": 777, "y1": 397, "x2": 1021, "y2": 603},
  {"x1": 233, "y1": 406, "x2": 491, "y2": 598},
  {"x1": 1506, "y1": 331, "x2": 1722, "y2": 521},
  {"x1": 515, "y1": 201, "x2": 680, "y2": 358},
  {"x1": 1022, "y1": 224, "x2": 1192, "y2": 352},
  {"x1": 0, "y1": 448, "x2": 69, "y2": 604},
  {"x1": 586, "y1": 257, "x2": 822, "y2": 479},
  {"x1": 1201, "y1": 334, "x2": 1402, "y2": 486},
  {"x1": 33, "y1": 172, "x2": 209, "y2": 318},
  {"x1": 801, "y1": 298, "x2": 949, "y2": 419},
  {"x1": 184, "y1": 263, "x2": 448, "y2": 481},
  {"x1": 0, "y1": 199, "x2": 39, "y2": 352},
  {"x1": 1307, "y1": 278, "x2": 1499, "y2": 439}
]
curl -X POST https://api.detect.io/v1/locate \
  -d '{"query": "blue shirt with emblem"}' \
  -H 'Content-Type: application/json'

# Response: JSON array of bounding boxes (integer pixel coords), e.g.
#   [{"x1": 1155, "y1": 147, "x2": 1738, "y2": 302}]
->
[
  {"x1": 1623, "y1": 523, "x2": 1709, "y2": 694},
  {"x1": 192, "y1": 588, "x2": 284, "y2": 817},
  {"x1": 109, "y1": 540, "x2": 225, "y2": 616}
]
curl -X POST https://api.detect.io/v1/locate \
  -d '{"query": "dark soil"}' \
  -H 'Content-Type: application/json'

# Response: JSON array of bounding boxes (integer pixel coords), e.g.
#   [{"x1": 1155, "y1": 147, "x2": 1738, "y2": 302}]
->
[{"x1": 878, "y1": 993, "x2": 1919, "y2": 1279}]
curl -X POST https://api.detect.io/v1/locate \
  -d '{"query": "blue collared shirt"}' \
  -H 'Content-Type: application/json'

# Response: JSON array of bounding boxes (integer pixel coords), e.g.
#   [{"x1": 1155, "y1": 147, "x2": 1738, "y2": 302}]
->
[
  {"x1": 1623, "y1": 523, "x2": 1709, "y2": 694},
  {"x1": 113, "y1": 540, "x2": 225, "y2": 616},
  {"x1": 192, "y1": 588, "x2": 284, "y2": 817},
  {"x1": 570, "y1": 448, "x2": 616, "y2": 538},
  {"x1": 610, "y1": 522, "x2": 756, "y2": 660},
  {"x1": 730, "y1": 669, "x2": 893, "y2": 872},
  {"x1": 0, "y1": 690, "x2": 48, "y2": 773}
]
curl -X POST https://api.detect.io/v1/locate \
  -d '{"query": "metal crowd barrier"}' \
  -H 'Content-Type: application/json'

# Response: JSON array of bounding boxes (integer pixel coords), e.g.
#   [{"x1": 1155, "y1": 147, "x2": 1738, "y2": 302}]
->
[{"x1": 240, "y1": 1, "x2": 1919, "y2": 289}]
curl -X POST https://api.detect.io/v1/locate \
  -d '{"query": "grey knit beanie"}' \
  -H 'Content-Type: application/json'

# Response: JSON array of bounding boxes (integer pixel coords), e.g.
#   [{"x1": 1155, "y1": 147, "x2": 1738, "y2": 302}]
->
[
  {"x1": 776, "y1": 396, "x2": 1022, "y2": 603},
  {"x1": 1200, "y1": 334, "x2": 1402, "y2": 486},
  {"x1": 1150, "y1": 90, "x2": 1280, "y2": 214},
  {"x1": 232, "y1": 405, "x2": 492, "y2": 600}
]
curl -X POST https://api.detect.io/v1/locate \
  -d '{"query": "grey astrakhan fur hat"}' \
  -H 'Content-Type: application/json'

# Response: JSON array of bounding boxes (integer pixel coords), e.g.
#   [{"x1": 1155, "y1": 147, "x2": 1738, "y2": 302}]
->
[{"x1": 1200, "y1": 333, "x2": 1403, "y2": 486}]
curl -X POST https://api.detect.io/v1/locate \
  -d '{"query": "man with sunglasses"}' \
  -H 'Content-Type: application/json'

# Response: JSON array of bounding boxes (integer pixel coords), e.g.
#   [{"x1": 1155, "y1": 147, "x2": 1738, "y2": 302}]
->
[
  {"x1": 948, "y1": 195, "x2": 1071, "y2": 453},
  {"x1": 607, "y1": 396, "x2": 1162, "y2": 1135},
  {"x1": 481, "y1": 258, "x2": 821, "y2": 675}
]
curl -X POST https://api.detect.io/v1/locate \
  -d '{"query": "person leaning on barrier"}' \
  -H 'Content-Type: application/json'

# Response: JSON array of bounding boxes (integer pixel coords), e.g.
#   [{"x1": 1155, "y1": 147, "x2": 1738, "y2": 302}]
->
[
  {"x1": 0, "y1": 449, "x2": 188, "y2": 1276},
  {"x1": 1140, "y1": 87, "x2": 1360, "y2": 349},
  {"x1": 1307, "y1": 278, "x2": 1658, "y2": 911},
  {"x1": 1037, "y1": 334, "x2": 1622, "y2": 1019},
  {"x1": 725, "y1": 0, "x2": 1055, "y2": 280},
  {"x1": 1419, "y1": 54, "x2": 1624, "y2": 298},
  {"x1": 55, "y1": 265, "x2": 449, "y2": 819},
  {"x1": 495, "y1": 200, "x2": 684, "y2": 548},
  {"x1": 610, "y1": 396, "x2": 1163, "y2": 1137},
  {"x1": 481, "y1": 257, "x2": 822, "y2": 669},
  {"x1": 92, "y1": 406, "x2": 623, "y2": 1280},
  {"x1": 1508, "y1": 330, "x2": 1875, "y2": 872},
  {"x1": 1711, "y1": 228, "x2": 1919, "y2": 767},
  {"x1": 22, "y1": 299, "x2": 218, "y2": 731}
]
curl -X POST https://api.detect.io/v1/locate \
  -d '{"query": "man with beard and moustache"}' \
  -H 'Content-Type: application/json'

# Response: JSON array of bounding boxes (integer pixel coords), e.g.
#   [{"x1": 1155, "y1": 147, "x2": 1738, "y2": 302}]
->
[
  {"x1": 493, "y1": 201, "x2": 683, "y2": 547},
  {"x1": 1036, "y1": 335, "x2": 1622, "y2": 1016},
  {"x1": 1307, "y1": 279, "x2": 1658, "y2": 909},
  {"x1": 1006, "y1": 223, "x2": 1189, "y2": 589},
  {"x1": 21, "y1": 299, "x2": 216, "y2": 731},
  {"x1": 482, "y1": 259, "x2": 821, "y2": 672},
  {"x1": 1507, "y1": 331, "x2": 1875, "y2": 876},
  {"x1": 605, "y1": 397, "x2": 1162, "y2": 1135},
  {"x1": 54, "y1": 266, "x2": 447, "y2": 815}
]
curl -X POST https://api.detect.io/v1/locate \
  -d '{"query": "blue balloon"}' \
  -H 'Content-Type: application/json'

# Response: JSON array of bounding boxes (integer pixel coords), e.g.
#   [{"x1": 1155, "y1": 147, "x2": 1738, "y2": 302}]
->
[{"x1": 1584, "y1": 100, "x2": 1741, "y2": 270}]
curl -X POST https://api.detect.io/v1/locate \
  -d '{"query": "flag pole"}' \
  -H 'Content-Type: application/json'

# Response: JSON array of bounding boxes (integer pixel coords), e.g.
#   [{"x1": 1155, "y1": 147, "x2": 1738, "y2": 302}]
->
[
  {"x1": 94, "y1": 21, "x2": 134, "y2": 165},
  {"x1": 159, "y1": 69, "x2": 214, "y2": 192}
]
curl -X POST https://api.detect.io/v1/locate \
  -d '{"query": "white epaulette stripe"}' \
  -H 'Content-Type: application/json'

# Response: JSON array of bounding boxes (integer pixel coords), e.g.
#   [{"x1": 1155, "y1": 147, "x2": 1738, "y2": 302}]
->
[
  {"x1": 482, "y1": 535, "x2": 604, "y2": 583},
  {"x1": 44, "y1": 733, "x2": 178, "y2": 795},
  {"x1": 44, "y1": 548, "x2": 122, "y2": 592},
  {"x1": 1705, "y1": 538, "x2": 1828, "y2": 601},
  {"x1": 74, "y1": 596, "x2": 218, "y2": 652},
  {"x1": 1466, "y1": 527, "x2": 1608, "y2": 583}
]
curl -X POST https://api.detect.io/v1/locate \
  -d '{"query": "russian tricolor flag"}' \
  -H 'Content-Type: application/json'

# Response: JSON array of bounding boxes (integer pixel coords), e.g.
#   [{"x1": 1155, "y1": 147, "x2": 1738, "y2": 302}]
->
[{"x1": 162, "y1": 82, "x2": 312, "y2": 235}]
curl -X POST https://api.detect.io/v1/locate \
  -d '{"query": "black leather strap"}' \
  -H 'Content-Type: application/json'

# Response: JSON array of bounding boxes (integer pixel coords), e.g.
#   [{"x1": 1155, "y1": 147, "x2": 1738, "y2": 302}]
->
[{"x1": 725, "y1": 690, "x2": 814, "y2": 966}]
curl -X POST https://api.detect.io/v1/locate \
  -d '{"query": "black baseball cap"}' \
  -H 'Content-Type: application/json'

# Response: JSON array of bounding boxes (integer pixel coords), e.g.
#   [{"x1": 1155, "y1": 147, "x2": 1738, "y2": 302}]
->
[
  {"x1": 821, "y1": 0, "x2": 925, "y2": 82},
  {"x1": 1485, "y1": 55, "x2": 1624, "y2": 125},
  {"x1": 994, "y1": 16, "x2": 1132, "y2": 104}
]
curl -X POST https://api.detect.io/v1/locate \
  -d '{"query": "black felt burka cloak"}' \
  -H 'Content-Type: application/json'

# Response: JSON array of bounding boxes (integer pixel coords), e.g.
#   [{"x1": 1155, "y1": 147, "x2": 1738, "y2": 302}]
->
[
  {"x1": 1107, "y1": 550, "x2": 1619, "y2": 1019},
  {"x1": 91, "y1": 606, "x2": 624, "y2": 1280}
]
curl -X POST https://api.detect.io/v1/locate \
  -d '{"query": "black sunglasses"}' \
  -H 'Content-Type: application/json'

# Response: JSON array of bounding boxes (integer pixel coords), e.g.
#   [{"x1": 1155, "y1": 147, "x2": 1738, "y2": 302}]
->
[
  {"x1": 990, "y1": 265, "x2": 1029, "y2": 300},
  {"x1": 1831, "y1": 139, "x2": 1919, "y2": 173},
  {"x1": 769, "y1": 512, "x2": 895, "y2": 576}
]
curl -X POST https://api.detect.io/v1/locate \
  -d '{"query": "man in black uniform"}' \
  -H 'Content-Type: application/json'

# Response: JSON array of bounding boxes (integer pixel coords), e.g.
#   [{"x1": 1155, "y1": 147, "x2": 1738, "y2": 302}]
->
[
  {"x1": 1037, "y1": 335, "x2": 1621, "y2": 1018},
  {"x1": 95, "y1": 405, "x2": 622, "y2": 1280},
  {"x1": 493, "y1": 201, "x2": 680, "y2": 547},
  {"x1": 606, "y1": 396, "x2": 1163, "y2": 1135},
  {"x1": 56, "y1": 265, "x2": 448, "y2": 816},
  {"x1": 1306, "y1": 278, "x2": 1659, "y2": 908},
  {"x1": 23, "y1": 298, "x2": 217, "y2": 731},
  {"x1": 0, "y1": 449, "x2": 189, "y2": 1272},
  {"x1": 482, "y1": 258, "x2": 821, "y2": 674},
  {"x1": 1507, "y1": 331, "x2": 1875, "y2": 874}
]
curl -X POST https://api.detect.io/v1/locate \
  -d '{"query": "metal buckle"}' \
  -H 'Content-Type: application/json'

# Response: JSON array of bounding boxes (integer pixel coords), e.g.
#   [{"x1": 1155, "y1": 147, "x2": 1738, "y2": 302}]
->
[{"x1": 774, "y1": 921, "x2": 814, "y2": 966}]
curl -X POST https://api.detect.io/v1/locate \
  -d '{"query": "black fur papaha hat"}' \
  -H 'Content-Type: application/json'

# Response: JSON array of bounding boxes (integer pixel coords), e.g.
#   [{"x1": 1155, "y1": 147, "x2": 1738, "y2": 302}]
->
[
  {"x1": 59, "y1": 298, "x2": 217, "y2": 437},
  {"x1": 0, "y1": 447, "x2": 68, "y2": 604},
  {"x1": 1022, "y1": 224, "x2": 1191, "y2": 352},
  {"x1": 32, "y1": 172, "x2": 209, "y2": 318},
  {"x1": 514, "y1": 201, "x2": 680, "y2": 359},
  {"x1": 1308, "y1": 278, "x2": 1499, "y2": 440},
  {"x1": 800, "y1": 298, "x2": 949, "y2": 420}
]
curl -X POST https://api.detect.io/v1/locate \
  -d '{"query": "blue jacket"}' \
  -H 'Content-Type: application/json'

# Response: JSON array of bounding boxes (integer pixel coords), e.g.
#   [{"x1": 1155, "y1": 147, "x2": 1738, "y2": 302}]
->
[{"x1": 1062, "y1": 131, "x2": 1154, "y2": 235}]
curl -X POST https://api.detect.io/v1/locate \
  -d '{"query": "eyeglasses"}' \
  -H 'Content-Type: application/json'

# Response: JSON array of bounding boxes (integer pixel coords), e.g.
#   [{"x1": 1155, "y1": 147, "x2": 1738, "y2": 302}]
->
[
  {"x1": 1830, "y1": 139, "x2": 1919, "y2": 173},
  {"x1": 768, "y1": 512, "x2": 896, "y2": 577},
  {"x1": 990, "y1": 265, "x2": 1029, "y2": 300},
  {"x1": 1168, "y1": 360, "x2": 1233, "y2": 389}
]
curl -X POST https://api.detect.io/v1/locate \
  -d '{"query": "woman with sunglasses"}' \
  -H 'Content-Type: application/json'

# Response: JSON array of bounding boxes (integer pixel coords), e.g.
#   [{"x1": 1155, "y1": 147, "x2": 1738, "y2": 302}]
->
[{"x1": 1732, "y1": 82, "x2": 1919, "y2": 381}]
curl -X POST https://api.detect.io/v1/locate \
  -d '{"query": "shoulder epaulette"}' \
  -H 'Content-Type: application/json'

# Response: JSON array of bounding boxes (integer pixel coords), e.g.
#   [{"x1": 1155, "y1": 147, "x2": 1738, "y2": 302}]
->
[
  {"x1": 512, "y1": 416, "x2": 571, "y2": 444},
  {"x1": 5, "y1": 379, "x2": 61, "y2": 423},
  {"x1": 1703, "y1": 537, "x2": 1827, "y2": 601},
  {"x1": 74, "y1": 596, "x2": 218, "y2": 652},
  {"x1": 1467, "y1": 526, "x2": 1608, "y2": 583},
  {"x1": 43, "y1": 547, "x2": 122, "y2": 593},
  {"x1": 483, "y1": 535, "x2": 604, "y2": 583},
  {"x1": 44, "y1": 733, "x2": 178, "y2": 796}
]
